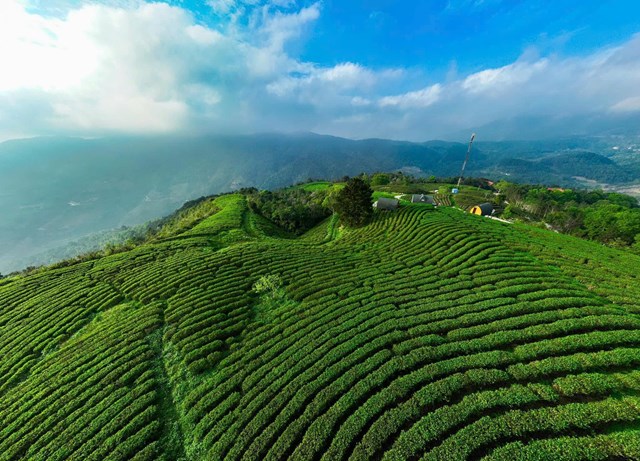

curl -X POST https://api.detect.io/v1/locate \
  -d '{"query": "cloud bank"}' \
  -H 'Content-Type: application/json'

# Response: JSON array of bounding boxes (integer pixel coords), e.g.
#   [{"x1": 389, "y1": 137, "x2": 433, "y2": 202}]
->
[{"x1": 1, "y1": 0, "x2": 640, "y2": 141}]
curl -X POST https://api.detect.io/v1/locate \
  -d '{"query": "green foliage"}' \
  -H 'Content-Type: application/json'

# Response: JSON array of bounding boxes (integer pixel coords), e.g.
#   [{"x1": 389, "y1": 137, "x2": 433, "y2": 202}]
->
[
  {"x1": 496, "y1": 180, "x2": 640, "y2": 249},
  {"x1": 334, "y1": 177, "x2": 373, "y2": 227},
  {"x1": 247, "y1": 188, "x2": 331, "y2": 234},
  {"x1": 153, "y1": 196, "x2": 221, "y2": 238},
  {"x1": 252, "y1": 274, "x2": 284, "y2": 300},
  {"x1": 370, "y1": 173, "x2": 391, "y2": 186},
  {"x1": 1, "y1": 187, "x2": 640, "y2": 460},
  {"x1": 372, "y1": 191, "x2": 397, "y2": 200},
  {"x1": 297, "y1": 181, "x2": 332, "y2": 192},
  {"x1": 583, "y1": 204, "x2": 640, "y2": 245},
  {"x1": 251, "y1": 274, "x2": 299, "y2": 324}
]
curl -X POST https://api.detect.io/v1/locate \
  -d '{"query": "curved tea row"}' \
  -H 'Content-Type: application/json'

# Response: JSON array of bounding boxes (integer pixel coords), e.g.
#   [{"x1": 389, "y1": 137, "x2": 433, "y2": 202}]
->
[{"x1": 0, "y1": 196, "x2": 638, "y2": 460}]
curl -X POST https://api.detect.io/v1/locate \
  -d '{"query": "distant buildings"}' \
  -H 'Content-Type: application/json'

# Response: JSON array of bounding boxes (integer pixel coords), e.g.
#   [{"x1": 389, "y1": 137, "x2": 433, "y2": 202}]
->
[
  {"x1": 373, "y1": 198, "x2": 399, "y2": 211},
  {"x1": 411, "y1": 194, "x2": 435, "y2": 205}
]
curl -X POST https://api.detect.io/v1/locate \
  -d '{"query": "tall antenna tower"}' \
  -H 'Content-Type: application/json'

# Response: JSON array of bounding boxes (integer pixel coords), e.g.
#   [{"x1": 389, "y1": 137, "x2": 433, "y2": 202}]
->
[{"x1": 456, "y1": 133, "x2": 476, "y2": 188}]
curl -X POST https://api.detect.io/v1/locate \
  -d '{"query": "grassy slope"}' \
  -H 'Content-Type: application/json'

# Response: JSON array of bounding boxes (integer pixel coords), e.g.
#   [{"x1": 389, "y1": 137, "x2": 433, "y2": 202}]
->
[{"x1": 1, "y1": 195, "x2": 640, "y2": 460}]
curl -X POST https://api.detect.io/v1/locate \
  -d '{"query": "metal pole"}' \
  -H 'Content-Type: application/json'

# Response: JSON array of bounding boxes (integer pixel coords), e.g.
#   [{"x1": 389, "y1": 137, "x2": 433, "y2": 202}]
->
[{"x1": 457, "y1": 133, "x2": 476, "y2": 188}]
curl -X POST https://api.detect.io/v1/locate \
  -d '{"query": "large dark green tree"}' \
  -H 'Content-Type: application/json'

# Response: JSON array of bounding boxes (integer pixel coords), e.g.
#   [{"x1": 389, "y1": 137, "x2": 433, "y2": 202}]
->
[{"x1": 334, "y1": 178, "x2": 373, "y2": 227}]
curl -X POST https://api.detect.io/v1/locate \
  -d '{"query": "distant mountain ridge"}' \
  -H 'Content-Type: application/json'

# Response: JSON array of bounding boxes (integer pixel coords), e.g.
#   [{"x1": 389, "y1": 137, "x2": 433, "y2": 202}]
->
[{"x1": 1, "y1": 132, "x2": 638, "y2": 273}]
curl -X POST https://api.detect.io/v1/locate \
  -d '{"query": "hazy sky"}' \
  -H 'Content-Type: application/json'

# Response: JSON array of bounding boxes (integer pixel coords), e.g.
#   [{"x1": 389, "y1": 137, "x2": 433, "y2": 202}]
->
[{"x1": 1, "y1": 0, "x2": 640, "y2": 141}]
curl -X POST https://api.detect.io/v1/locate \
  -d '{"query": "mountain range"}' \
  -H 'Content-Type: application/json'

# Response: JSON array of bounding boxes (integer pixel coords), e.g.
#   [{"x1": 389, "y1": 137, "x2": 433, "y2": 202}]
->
[{"x1": 1, "y1": 132, "x2": 639, "y2": 273}]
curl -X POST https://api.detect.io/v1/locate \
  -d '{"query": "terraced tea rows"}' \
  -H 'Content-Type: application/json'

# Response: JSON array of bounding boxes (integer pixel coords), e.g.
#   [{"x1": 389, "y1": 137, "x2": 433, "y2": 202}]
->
[
  {"x1": 0, "y1": 194, "x2": 639, "y2": 460},
  {"x1": 0, "y1": 302, "x2": 170, "y2": 461}
]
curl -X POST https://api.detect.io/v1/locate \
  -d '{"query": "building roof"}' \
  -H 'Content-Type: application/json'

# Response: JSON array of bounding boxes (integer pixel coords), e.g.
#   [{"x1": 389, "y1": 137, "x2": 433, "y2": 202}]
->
[
  {"x1": 373, "y1": 197, "x2": 399, "y2": 210},
  {"x1": 473, "y1": 203, "x2": 494, "y2": 215},
  {"x1": 411, "y1": 194, "x2": 435, "y2": 204}
]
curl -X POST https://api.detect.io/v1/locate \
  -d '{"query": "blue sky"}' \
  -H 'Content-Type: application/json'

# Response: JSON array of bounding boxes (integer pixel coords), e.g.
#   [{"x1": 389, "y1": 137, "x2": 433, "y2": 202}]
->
[
  {"x1": 1, "y1": 0, "x2": 640, "y2": 140},
  {"x1": 189, "y1": 0, "x2": 640, "y2": 76},
  {"x1": 307, "y1": 1, "x2": 639, "y2": 73}
]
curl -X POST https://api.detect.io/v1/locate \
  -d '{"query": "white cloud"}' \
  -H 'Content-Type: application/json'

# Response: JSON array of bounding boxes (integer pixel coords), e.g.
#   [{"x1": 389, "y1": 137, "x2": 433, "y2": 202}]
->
[
  {"x1": 462, "y1": 59, "x2": 548, "y2": 95},
  {"x1": 1, "y1": 1, "x2": 640, "y2": 141},
  {"x1": 270, "y1": 0, "x2": 297, "y2": 7},
  {"x1": 206, "y1": 0, "x2": 296, "y2": 15},
  {"x1": 207, "y1": 0, "x2": 241, "y2": 14},
  {"x1": 320, "y1": 63, "x2": 375, "y2": 87},
  {"x1": 260, "y1": 3, "x2": 320, "y2": 50},
  {"x1": 379, "y1": 84, "x2": 442, "y2": 108},
  {"x1": 0, "y1": 0, "x2": 320, "y2": 137},
  {"x1": 0, "y1": 2, "x2": 98, "y2": 92},
  {"x1": 611, "y1": 96, "x2": 640, "y2": 113},
  {"x1": 266, "y1": 62, "x2": 375, "y2": 95},
  {"x1": 351, "y1": 96, "x2": 371, "y2": 107},
  {"x1": 51, "y1": 92, "x2": 188, "y2": 132},
  {"x1": 186, "y1": 25, "x2": 224, "y2": 45}
]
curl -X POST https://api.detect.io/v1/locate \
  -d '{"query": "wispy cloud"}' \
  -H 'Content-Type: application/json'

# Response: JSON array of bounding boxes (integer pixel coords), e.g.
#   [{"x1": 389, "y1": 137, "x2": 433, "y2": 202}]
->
[
  {"x1": 207, "y1": 0, "x2": 241, "y2": 15},
  {"x1": 379, "y1": 84, "x2": 442, "y2": 108},
  {"x1": 445, "y1": 0, "x2": 505, "y2": 13},
  {"x1": 611, "y1": 96, "x2": 640, "y2": 113},
  {"x1": 461, "y1": 59, "x2": 549, "y2": 95}
]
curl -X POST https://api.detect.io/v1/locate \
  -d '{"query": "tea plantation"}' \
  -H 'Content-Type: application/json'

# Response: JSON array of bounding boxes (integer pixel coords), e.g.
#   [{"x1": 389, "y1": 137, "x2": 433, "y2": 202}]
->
[{"x1": 1, "y1": 193, "x2": 639, "y2": 460}]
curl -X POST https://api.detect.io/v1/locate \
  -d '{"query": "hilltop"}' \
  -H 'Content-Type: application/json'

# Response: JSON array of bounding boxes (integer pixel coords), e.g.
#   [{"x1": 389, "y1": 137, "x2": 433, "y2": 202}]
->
[
  {"x1": 2, "y1": 133, "x2": 639, "y2": 273},
  {"x1": 1, "y1": 186, "x2": 640, "y2": 460}
]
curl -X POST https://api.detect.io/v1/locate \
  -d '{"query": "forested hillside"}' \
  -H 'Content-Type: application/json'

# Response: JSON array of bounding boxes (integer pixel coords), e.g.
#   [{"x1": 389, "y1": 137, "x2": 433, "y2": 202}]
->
[
  {"x1": 2, "y1": 133, "x2": 638, "y2": 274},
  {"x1": 1, "y1": 191, "x2": 640, "y2": 460}
]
